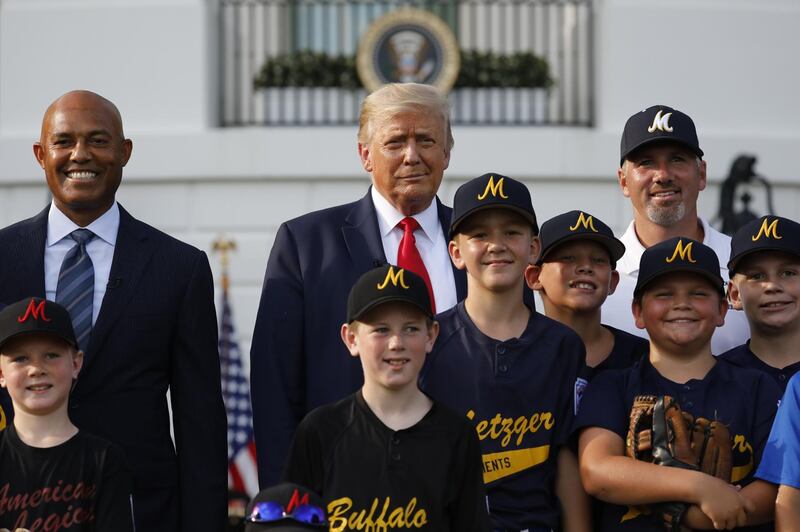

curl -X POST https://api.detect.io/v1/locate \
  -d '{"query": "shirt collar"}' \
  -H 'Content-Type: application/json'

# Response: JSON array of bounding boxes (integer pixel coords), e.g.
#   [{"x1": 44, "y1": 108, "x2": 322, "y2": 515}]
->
[
  {"x1": 47, "y1": 201, "x2": 120, "y2": 247},
  {"x1": 370, "y1": 186, "x2": 440, "y2": 243},
  {"x1": 617, "y1": 217, "x2": 715, "y2": 275}
]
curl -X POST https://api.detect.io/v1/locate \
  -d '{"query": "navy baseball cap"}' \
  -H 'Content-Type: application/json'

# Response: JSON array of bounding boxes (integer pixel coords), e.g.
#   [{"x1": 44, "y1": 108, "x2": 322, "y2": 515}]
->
[
  {"x1": 449, "y1": 173, "x2": 538, "y2": 238},
  {"x1": 347, "y1": 264, "x2": 433, "y2": 323},
  {"x1": 245, "y1": 483, "x2": 327, "y2": 531},
  {"x1": 0, "y1": 297, "x2": 78, "y2": 352},
  {"x1": 536, "y1": 210, "x2": 625, "y2": 267},
  {"x1": 634, "y1": 237, "x2": 724, "y2": 298},
  {"x1": 728, "y1": 215, "x2": 800, "y2": 273},
  {"x1": 620, "y1": 105, "x2": 704, "y2": 165}
]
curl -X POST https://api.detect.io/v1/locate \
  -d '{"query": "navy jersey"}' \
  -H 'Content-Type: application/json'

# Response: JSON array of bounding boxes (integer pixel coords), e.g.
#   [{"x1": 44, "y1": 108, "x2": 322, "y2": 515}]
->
[
  {"x1": 574, "y1": 357, "x2": 781, "y2": 532},
  {"x1": 720, "y1": 341, "x2": 800, "y2": 392},
  {"x1": 579, "y1": 325, "x2": 649, "y2": 382},
  {"x1": 419, "y1": 302, "x2": 585, "y2": 531}
]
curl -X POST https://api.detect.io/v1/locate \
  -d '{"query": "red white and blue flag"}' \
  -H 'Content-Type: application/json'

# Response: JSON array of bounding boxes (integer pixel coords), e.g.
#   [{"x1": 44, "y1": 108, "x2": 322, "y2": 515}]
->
[{"x1": 219, "y1": 287, "x2": 259, "y2": 497}]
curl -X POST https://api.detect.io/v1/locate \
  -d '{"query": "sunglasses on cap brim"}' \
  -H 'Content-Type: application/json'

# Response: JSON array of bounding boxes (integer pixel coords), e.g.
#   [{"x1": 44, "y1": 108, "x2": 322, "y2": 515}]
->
[{"x1": 246, "y1": 501, "x2": 328, "y2": 527}]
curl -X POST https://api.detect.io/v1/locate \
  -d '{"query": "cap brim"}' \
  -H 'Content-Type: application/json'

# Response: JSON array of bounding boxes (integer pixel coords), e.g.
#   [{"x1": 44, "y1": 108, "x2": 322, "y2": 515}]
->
[
  {"x1": 634, "y1": 267, "x2": 724, "y2": 297},
  {"x1": 450, "y1": 204, "x2": 537, "y2": 238},
  {"x1": 537, "y1": 233, "x2": 625, "y2": 266},
  {"x1": 349, "y1": 296, "x2": 433, "y2": 323},
  {"x1": 621, "y1": 137, "x2": 704, "y2": 165},
  {"x1": 0, "y1": 330, "x2": 78, "y2": 353},
  {"x1": 728, "y1": 246, "x2": 800, "y2": 273}
]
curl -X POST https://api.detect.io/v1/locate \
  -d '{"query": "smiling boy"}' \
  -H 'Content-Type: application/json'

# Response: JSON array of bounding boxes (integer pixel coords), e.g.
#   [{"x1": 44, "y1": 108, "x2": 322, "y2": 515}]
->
[
  {"x1": 721, "y1": 215, "x2": 800, "y2": 390},
  {"x1": 283, "y1": 265, "x2": 488, "y2": 532},
  {"x1": 529, "y1": 211, "x2": 648, "y2": 378},
  {"x1": 0, "y1": 297, "x2": 134, "y2": 531},
  {"x1": 420, "y1": 173, "x2": 589, "y2": 531},
  {"x1": 575, "y1": 238, "x2": 781, "y2": 530}
]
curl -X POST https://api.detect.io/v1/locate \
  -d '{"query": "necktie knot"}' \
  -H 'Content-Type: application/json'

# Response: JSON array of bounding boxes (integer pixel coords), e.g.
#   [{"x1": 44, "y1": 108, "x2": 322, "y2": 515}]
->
[
  {"x1": 398, "y1": 216, "x2": 420, "y2": 235},
  {"x1": 70, "y1": 228, "x2": 95, "y2": 246}
]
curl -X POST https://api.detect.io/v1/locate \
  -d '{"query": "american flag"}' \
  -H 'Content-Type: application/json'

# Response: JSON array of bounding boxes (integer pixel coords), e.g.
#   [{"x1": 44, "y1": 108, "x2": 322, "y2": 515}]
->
[{"x1": 219, "y1": 285, "x2": 259, "y2": 497}]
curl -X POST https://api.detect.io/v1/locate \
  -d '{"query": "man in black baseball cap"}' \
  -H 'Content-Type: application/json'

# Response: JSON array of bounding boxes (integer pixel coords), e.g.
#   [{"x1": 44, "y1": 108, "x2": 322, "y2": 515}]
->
[{"x1": 602, "y1": 105, "x2": 750, "y2": 355}]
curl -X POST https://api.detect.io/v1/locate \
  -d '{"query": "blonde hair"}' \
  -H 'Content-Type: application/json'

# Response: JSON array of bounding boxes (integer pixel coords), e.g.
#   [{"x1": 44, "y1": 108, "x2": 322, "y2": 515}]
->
[{"x1": 358, "y1": 83, "x2": 453, "y2": 150}]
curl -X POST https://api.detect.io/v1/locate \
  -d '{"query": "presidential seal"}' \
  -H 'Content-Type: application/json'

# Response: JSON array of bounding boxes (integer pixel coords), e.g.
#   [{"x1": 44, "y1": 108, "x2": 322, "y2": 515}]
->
[{"x1": 357, "y1": 8, "x2": 460, "y2": 93}]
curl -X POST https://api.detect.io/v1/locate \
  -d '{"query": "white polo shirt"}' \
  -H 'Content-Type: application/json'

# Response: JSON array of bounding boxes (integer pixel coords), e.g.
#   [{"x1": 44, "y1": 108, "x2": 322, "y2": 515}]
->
[{"x1": 601, "y1": 217, "x2": 750, "y2": 355}]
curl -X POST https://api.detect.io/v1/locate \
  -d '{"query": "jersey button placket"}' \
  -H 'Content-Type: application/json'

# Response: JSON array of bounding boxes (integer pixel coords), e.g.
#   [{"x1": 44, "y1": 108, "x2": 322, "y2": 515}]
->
[
  {"x1": 496, "y1": 345, "x2": 508, "y2": 376},
  {"x1": 391, "y1": 434, "x2": 401, "y2": 461}
]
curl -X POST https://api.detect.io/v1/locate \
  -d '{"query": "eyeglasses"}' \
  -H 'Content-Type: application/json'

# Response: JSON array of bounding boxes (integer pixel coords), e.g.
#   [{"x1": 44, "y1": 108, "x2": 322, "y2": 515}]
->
[{"x1": 246, "y1": 501, "x2": 328, "y2": 527}]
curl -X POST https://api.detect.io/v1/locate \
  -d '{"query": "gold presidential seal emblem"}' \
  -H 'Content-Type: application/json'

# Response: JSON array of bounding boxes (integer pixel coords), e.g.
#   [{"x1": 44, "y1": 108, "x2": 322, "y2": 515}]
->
[{"x1": 356, "y1": 8, "x2": 460, "y2": 92}]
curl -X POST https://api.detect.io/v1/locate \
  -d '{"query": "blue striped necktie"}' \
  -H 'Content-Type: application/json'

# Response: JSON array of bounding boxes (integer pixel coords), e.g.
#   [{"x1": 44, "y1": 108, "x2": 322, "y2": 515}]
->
[{"x1": 56, "y1": 229, "x2": 95, "y2": 352}]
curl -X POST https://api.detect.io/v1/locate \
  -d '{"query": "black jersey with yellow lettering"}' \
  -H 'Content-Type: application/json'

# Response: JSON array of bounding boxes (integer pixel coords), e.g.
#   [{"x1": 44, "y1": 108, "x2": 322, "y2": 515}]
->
[
  {"x1": 419, "y1": 302, "x2": 585, "y2": 531},
  {"x1": 573, "y1": 356, "x2": 781, "y2": 532},
  {"x1": 283, "y1": 390, "x2": 489, "y2": 532},
  {"x1": 720, "y1": 341, "x2": 800, "y2": 393}
]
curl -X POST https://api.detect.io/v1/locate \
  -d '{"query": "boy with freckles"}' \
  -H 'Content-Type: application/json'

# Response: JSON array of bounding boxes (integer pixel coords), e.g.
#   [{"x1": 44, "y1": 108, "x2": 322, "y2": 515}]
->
[
  {"x1": 283, "y1": 265, "x2": 488, "y2": 532},
  {"x1": 528, "y1": 210, "x2": 648, "y2": 380},
  {"x1": 0, "y1": 298, "x2": 133, "y2": 532},
  {"x1": 575, "y1": 238, "x2": 781, "y2": 531},
  {"x1": 420, "y1": 173, "x2": 589, "y2": 531},
  {"x1": 721, "y1": 215, "x2": 800, "y2": 391}
]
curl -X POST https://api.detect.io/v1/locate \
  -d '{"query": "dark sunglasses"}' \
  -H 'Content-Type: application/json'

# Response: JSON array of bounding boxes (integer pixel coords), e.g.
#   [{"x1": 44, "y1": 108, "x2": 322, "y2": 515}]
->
[{"x1": 246, "y1": 501, "x2": 328, "y2": 527}]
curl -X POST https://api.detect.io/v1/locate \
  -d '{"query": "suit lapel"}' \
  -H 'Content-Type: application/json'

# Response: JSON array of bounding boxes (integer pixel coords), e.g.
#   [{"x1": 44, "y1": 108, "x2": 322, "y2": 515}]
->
[
  {"x1": 436, "y1": 199, "x2": 467, "y2": 301},
  {"x1": 16, "y1": 208, "x2": 49, "y2": 298},
  {"x1": 83, "y1": 205, "x2": 155, "y2": 371},
  {"x1": 341, "y1": 191, "x2": 386, "y2": 272}
]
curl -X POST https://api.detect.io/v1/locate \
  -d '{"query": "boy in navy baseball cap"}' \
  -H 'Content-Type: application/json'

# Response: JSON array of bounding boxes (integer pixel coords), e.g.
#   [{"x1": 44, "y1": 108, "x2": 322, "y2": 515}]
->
[
  {"x1": 528, "y1": 211, "x2": 647, "y2": 379},
  {"x1": 283, "y1": 265, "x2": 488, "y2": 531},
  {"x1": 721, "y1": 215, "x2": 800, "y2": 390},
  {"x1": 573, "y1": 238, "x2": 781, "y2": 530},
  {"x1": 0, "y1": 298, "x2": 134, "y2": 531},
  {"x1": 421, "y1": 173, "x2": 590, "y2": 530}
]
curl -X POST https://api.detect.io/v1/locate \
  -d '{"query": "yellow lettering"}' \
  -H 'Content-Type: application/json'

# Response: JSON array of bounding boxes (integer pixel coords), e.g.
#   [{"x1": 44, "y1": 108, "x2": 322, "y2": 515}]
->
[
  {"x1": 376, "y1": 266, "x2": 409, "y2": 290},
  {"x1": 569, "y1": 212, "x2": 598, "y2": 232},
  {"x1": 731, "y1": 435, "x2": 755, "y2": 483},
  {"x1": 477, "y1": 176, "x2": 508, "y2": 200},
  {"x1": 751, "y1": 219, "x2": 782, "y2": 241},
  {"x1": 665, "y1": 239, "x2": 696, "y2": 264},
  {"x1": 647, "y1": 110, "x2": 673, "y2": 133},
  {"x1": 328, "y1": 497, "x2": 353, "y2": 532},
  {"x1": 470, "y1": 410, "x2": 556, "y2": 447}
]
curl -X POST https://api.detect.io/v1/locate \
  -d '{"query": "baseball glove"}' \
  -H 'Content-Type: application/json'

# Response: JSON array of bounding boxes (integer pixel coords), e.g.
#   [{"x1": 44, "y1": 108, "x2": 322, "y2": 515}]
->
[{"x1": 625, "y1": 395, "x2": 732, "y2": 531}]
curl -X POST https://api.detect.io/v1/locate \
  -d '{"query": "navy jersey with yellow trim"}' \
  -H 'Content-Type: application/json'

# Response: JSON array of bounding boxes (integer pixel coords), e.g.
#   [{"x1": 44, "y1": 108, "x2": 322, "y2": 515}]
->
[
  {"x1": 283, "y1": 391, "x2": 489, "y2": 532},
  {"x1": 573, "y1": 356, "x2": 781, "y2": 532},
  {"x1": 720, "y1": 341, "x2": 800, "y2": 393},
  {"x1": 579, "y1": 325, "x2": 649, "y2": 382},
  {"x1": 419, "y1": 303, "x2": 585, "y2": 530}
]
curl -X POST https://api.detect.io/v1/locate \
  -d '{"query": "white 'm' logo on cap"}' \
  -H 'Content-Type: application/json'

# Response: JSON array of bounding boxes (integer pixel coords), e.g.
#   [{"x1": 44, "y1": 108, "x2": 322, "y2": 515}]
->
[{"x1": 647, "y1": 110, "x2": 673, "y2": 133}]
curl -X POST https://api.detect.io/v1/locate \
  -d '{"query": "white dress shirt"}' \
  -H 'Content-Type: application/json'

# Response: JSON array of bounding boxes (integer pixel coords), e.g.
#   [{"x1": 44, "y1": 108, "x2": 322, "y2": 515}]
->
[
  {"x1": 601, "y1": 217, "x2": 750, "y2": 355},
  {"x1": 371, "y1": 187, "x2": 458, "y2": 312},
  {"x1": 45, "y1": 201, "x2": 120, "y2": 326}
]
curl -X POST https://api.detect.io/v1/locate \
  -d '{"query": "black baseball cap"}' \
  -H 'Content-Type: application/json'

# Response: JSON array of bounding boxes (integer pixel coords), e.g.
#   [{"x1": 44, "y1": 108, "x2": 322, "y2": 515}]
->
[
  {"x1": 728, "y1": 215, "x2": 800, "y2": 273},
  {"x1": 620, "y1": 105, "x2": 704, "y2": 165},
  {"x1": 634, "y1": 237, "x2": 724, "y2": 298},
  {"x1": 244, "y1": 483, "x2": 327, "y2": 531},
  {"x1": 536, "y1": 210, "x2": 625, "y2": 267},
  {"x1": 449, "y1": 173, "x2": 538, "y2": 238},
  {"x1": 0, "y1": 297, "x2": 78, "y2": 352},
  {"x1": 347, "y1": 264, "x2": 433, "y2": 323}
]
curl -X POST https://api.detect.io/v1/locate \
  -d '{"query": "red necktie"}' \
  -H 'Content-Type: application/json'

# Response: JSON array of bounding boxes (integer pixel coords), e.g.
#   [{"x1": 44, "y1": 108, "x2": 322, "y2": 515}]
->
[{"x1": 396, "y1": 217, "x2": 436, "y2": 314}]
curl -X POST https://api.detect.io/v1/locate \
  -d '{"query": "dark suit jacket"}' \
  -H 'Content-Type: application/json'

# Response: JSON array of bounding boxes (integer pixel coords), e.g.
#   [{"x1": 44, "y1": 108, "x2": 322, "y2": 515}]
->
[
  {"x1": 250, "y1": 190, "x2": 467, "y2": 487},
  {"x1": 0, "y1": 205, "x2": 228, "y2": 532}
]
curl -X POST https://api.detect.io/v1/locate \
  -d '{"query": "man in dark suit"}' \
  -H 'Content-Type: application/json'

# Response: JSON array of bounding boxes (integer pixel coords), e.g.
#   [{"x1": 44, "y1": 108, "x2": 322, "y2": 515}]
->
[
  {"x1": 250, "y1": 83, "x2": 467, "y2": 487},
  {"x1": 0, "y1": 90, "x2": 227, "y2": 531}
]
